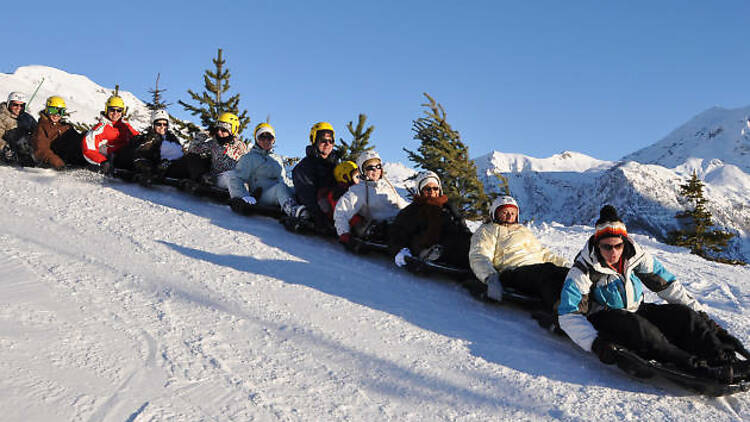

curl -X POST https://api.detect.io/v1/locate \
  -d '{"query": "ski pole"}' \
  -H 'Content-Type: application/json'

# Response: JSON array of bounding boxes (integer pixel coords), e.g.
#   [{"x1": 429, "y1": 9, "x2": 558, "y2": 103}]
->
[{"x1": 26, "y1": 77, "x2": 45, "y2": 111}]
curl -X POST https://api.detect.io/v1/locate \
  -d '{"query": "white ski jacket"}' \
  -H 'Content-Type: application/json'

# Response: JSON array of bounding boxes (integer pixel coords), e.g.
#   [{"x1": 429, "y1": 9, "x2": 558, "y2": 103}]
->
[
  {"x1": 469, "y1": 222, "x2": 569, "y2": 283},
  {"x1": 334, "y1": 177, "x2": 408, "y2": 236}
]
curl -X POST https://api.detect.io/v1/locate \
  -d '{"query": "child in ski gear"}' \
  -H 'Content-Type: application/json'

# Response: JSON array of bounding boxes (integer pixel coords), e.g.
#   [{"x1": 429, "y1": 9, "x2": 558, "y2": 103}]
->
[
  {"x1": 559, "y1": 205, "x2": 747, "y2": 382},
  {"x1": 389, "y1": 171, "x2": 472, "y2": 269},
  {"x1": 0, "y1": 91, "x2": 37, "y2": 166},
  {"x1": 82, "y1": 95, "x2": 138, "y2": 170},
  {"x1": 469, "y1": 195, "x2": 569, "y2": 309},
  {"x1": 292, "y1": 122, "x2": 339, "y2": 232},
  {"x1": 31, "y1": 96, "x2": 85, "y2": 169},
  {"x1": 334, "y1": 150, "x2": 408, "y2": 247},
  {"x1": 117, "y1": 109, "x2": 190, "y2": 180},
  {"x1": 228, "y1": 123, "x2": 306, "y2": 218},
  {"x1": 318, "y1": 160, "x2": 360, "y2": 220},
  {"x1": 186, "y1": 112, "x2": 247, "y2": 189}
]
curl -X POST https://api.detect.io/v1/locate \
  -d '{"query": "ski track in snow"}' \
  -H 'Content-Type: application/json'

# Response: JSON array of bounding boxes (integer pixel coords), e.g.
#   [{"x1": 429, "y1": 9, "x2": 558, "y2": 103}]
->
[{"x1": 0, "y1": 166, "x2": 748, "y2": 421}]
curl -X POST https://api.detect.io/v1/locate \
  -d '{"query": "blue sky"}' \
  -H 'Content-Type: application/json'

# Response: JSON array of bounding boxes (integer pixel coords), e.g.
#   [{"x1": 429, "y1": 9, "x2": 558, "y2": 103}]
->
[{"x1": 3, "y1": 1, "x2": 749, "y2": 164}]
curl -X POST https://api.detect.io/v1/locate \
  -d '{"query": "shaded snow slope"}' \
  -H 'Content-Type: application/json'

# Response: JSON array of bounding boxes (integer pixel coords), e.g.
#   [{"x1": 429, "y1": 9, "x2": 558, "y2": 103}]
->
[
  {"x1": 623, "y1": 105, "x2": 750, "y2": 173},
  {"x1": 0, "y1": 165, "x2": 748, "y2": 421}
]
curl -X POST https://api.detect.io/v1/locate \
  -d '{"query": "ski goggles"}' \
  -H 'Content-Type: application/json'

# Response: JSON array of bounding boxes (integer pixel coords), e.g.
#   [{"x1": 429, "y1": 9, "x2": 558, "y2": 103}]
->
[
  {"x1": 421, "y1": 186, "x2": 440, "y2": 192},
  {"x1": 599, "y1": 242, "x2": 625, "y2": 251},
  {"x1": 364, "y1": 164, "x2": 382, "y2": 172},
  {"x1": 107, "y1": 107, "x2": 124, "y2": 113},
  {"x1": 153, "y1": 121, "x2": 168, "y2": 127},
  {"x1": 46, "y1": 106, "x2": 66, "y2": 116}
]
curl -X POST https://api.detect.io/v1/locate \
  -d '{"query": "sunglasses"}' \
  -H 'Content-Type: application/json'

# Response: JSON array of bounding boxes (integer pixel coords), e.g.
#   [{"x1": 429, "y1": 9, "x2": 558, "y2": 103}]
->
[
  {"x1": 599, "y1": 242, "x2": 625, "y2": 251},
  {"x1": 421, "y1": 186, "x2": 440, "y2": 192},
  {"x1": 258, "y1": 133, "x2": 274, "y2": 141},
  {"x1": 9, "y1": 102, "x2": 25, "y2": 108},
  {"x1": 107, "y1": 107, "x2": 124, "y2": 113},
  {"x1": 46, "y1": 106, "x2": 66, "y2": 116},
  {"x1": 364, "y1": 164, "x2": 382, "y2": 171},
  {"x1": 317, "y1": 138, "x2": 335, "y2": 145},
  {"x1": 153, "y1": 122, "x2": 168, "y2": 127}
]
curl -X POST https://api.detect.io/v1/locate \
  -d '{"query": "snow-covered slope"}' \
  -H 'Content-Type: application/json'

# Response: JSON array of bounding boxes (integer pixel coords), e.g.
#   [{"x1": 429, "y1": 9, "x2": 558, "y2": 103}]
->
[
  {"x1": 1, "y1": 165, "x2": 748, "y2": 421},
  {"x1": 0, "y1": 66, "x2": 154, "y2": 131},
  {"x1": 622, "y1": 106, "x2": 750, "y2": 173}
]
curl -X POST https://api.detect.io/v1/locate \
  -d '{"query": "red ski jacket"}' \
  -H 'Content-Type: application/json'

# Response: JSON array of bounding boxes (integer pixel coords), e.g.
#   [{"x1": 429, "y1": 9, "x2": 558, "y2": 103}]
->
[{"x1": 82, "y1": 118, "x2": 138, "y2": 164}]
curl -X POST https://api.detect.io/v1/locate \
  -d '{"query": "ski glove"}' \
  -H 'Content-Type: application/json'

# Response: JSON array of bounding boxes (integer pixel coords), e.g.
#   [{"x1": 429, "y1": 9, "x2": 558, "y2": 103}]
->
[
  {"x1": 339, "y1": 233, "x2": 351, "y2": 245},
  {"x1": 591, "y1": 337, "x2": 617, "y2": 365},
  {"x1": 485, "y1": 273, "x2": 503, "y2": 302},
  {"x1": 394, "y1": 248, "x2": 413, "y2": 268},
  {"x1": 242, "y1": 196, "x2": 257, "y2": 205}
]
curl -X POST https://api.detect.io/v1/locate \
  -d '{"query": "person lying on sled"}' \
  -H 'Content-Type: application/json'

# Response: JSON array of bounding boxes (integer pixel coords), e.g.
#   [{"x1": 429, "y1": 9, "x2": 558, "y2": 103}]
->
[
  {"x1": 388, "y1": 170, "x2": 472, "y2": 270},
  {"x1": 227, "y1": 122, "x2": 307, "y2": 218},
  {"x1": 468, "y1": 195, "x2": 569, "y2": 311},
  {"x1": 317, "y1": 160, "x2": 361, "y2": 220},
  {"x1": 558, "y1": 205, "x2": 749, "y2": 383},
  {"x1": 185, "y1": 112, "x2": 246, "y2": 189},
  {"x1": 334, "y1": 150, "x2": 408, "y2": 249},
  {"x1": 114, "y1": 109, "x2": 191, "y2": 182}
]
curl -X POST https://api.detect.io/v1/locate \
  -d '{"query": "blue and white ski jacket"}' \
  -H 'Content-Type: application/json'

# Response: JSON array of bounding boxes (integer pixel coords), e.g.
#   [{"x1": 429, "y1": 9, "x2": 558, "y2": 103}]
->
[{"x1": 558, "y1": 236, "x2": 704, "y2": 353}]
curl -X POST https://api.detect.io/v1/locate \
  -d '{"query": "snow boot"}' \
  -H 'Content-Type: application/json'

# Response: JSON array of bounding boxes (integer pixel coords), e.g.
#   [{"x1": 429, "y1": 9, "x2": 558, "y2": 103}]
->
[
  {"x1": 730, "y1": 360, "x2": 750, "y2": 382},
  {"x1": 419, "y1": 244, "x2": 444, "y2": 262},
  {"x1": 282, "y1": 199, "x2": 308, "y2": 219}
]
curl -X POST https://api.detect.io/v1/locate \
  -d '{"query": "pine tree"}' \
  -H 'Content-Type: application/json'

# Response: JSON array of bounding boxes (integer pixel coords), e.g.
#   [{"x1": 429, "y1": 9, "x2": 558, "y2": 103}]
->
[
  {"x1": 668, "y1": 171, "x2": 736, "y2": 260},
  {"x1": 146, "y1": 73, "x2": 169, "y2": 111},
  {"x1": 405, "y1": 93, "x2": 491, "y2": 220},
  {"x1": 335, "y1": 114, "x2": 375, "y2": 162},
  {"x1": 177, "y1": 48, "x2": 250, "y2": 139}
]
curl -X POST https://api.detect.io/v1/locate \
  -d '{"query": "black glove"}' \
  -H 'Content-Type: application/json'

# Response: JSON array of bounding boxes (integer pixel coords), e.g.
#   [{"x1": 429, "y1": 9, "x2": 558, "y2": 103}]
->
[
  {"x1": 99, "y1": 160, "x2": 113, "y2": 175},
  {"x1": 591, "y1": 337, "x2": 618, "y2": 365},
  {"x1": 229, "y1": 197, "x2": 251, "y2": 215}
]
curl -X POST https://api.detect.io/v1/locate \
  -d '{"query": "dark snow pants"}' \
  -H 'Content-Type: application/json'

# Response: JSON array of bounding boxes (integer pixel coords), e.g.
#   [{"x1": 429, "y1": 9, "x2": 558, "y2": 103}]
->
[
  {"x1": 589, "y1": 303, "x2": 730, "y2": 367},
  {"x1": 50, "y1": 129, "x2": 87, "y2": 167},
  {"x1": 499, "y1": 263, "x2": 568, "y2": 311}
]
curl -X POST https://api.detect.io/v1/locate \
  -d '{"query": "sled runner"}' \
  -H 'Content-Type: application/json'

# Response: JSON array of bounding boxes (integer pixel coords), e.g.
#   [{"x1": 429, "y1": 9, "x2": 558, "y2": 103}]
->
[{"x1": 611, "y1": 345, "x2": 750, "y2": 396}]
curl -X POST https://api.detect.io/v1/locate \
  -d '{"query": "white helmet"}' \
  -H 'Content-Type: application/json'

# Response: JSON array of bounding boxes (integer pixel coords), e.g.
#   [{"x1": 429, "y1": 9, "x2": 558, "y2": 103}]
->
[
  {"x1": 151, "y1": 109, "x2": 169, "y2": 124},
  {"x1": 7, "y1": 91, "x2": 27, "y2": 105},
  {"x1": 490, "y1": 195, "x2": 519, "y2": 223},
  {"x1": 356, "y1": 150, "x2": 381, "y2": 174},
  {"x1": 415, "y1": 170, "x2": 442, "y2": 194}
]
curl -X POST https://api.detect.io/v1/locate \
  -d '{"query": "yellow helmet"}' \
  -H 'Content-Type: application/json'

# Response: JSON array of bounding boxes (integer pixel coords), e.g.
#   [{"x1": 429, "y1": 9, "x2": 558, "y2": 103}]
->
[
  {"x1": 309, "y1": 121, "x2": 335, "y2": 144},
  {"x1": 334, "y1": 161, "x2": 358, "y2": 184},
  {"x1": 254, "y1": 122, "x2": 276, "y2": 141},
  {"x1": 217, "y1": 112, "x2": 240, "y2": 135},
  {"x1": 104, "y1": 95, "x2": 126, "y2": 114},
  {"x1": 46, "y1": 96, "x2": 66, "y2": 108}
]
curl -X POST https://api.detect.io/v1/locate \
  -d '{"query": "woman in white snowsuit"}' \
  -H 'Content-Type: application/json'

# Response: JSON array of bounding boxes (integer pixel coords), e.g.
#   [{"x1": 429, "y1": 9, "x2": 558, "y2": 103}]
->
[
  {"x1": 468, "y1": 195, "x2": 569, "y2": 309},
  {"x1": 559, "y1": 205, "x2": 747, "y2": 382},
  {"x1": 228, "y1": 123, "x2": 305, "y2": 218},
  {"x1": 334, "y1": 150, "x2": 408, "y2": 246}
]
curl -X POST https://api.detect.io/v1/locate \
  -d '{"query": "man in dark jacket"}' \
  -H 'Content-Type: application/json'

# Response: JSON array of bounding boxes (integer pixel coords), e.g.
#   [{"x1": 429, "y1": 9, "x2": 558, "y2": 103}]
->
[
  {"x1": 388, "y1": 171, "x2": 472, "y2": 269},
  {"x1": 292, "y1": 122, "x2": 339, "y2": 232}
]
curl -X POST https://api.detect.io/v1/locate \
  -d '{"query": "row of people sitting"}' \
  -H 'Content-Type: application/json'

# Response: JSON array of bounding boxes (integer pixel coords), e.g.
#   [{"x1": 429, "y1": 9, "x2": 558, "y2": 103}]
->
[{"x1": 3, "y1": 92, "x2": 747, "y2": 382}]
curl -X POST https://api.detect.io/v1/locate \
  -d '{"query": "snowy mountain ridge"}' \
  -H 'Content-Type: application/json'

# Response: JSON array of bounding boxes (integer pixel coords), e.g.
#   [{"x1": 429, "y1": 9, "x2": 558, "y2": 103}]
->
[
  {"x1": 622, "y1": 105, "x2": 750, "y2": 173},
  {"x1": 0, "y1": 65, "x2": 159, "y2": 132},
  {"x1": 477, "y1": 152, "x2": 750, "y2": 261}
]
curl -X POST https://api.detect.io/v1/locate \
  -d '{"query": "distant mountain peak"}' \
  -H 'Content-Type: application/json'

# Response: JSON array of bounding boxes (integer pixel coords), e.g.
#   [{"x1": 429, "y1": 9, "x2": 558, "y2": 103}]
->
[{"x1": 622, "y1": 105, "x2": 750, "y2": 173}]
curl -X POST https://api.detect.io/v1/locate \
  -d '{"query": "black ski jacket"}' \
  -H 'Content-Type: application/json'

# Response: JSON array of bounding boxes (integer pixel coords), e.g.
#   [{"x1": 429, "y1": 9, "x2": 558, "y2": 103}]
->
[{"x1": 292, "y1": 145, "x2": 338, "y2": 222}]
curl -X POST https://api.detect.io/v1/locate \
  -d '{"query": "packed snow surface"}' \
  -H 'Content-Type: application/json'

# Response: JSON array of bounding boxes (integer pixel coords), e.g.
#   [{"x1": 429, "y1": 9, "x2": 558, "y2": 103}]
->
[{"x1": 1, "y1": 166, "x2": 749, "y2": 421}]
